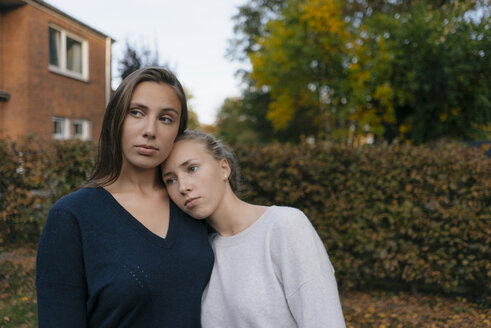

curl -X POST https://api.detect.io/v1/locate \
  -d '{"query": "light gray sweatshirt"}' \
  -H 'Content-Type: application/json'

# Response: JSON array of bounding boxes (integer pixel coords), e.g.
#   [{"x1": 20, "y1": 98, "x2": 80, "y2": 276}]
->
[{"x1": 201, "y1": 206, "x2": 346, "y2": 327}]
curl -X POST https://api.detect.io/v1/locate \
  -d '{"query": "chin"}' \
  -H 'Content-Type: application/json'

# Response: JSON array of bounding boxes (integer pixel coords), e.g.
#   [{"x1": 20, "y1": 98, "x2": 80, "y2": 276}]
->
[
  {"x1": 184, "y1": 209, "x2": 209, "y2": 220},
  {"x1": 134, "y1": 159, "x2": 164, "y2": 169},
  {"x1": 189, "y1": 213, "x2": 208, "y2": 220}
]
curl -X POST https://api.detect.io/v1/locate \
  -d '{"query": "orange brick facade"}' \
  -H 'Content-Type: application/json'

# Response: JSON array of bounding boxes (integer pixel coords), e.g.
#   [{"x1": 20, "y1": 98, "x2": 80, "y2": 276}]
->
[{"x1": 0, "y1": 0, "x2": 112, "y2": 140}]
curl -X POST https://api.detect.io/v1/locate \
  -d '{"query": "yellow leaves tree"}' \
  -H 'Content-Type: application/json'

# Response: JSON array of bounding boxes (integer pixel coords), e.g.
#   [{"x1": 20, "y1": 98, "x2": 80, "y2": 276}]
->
[
  {"x1": 301, "y1": 0, "x2": 347, "y2": 42},
  {"x1": 248, "y1": 0, "x2": 351, "y2": 138},
  {"x1": 345, "y1": 1, "x2": 491, "y2": 142},
  {"x1": 232, "y1": 0, "x2": 490, "y2": 143}
]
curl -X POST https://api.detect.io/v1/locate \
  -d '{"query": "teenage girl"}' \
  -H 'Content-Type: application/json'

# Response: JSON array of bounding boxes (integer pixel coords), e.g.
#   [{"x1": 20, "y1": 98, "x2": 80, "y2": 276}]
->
[
  {"x1": 161, "y1": 130, "x2": 345, "y2": 327},
  {"x1": 36, "y1": 68, "x2": 214, "y2": 327}
]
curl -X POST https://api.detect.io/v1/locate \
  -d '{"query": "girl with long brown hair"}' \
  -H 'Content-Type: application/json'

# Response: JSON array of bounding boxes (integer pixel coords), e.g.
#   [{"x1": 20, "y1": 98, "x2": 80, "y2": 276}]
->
[{"x1": 36, "y1": 67, "x2": 213, "y2": 327}]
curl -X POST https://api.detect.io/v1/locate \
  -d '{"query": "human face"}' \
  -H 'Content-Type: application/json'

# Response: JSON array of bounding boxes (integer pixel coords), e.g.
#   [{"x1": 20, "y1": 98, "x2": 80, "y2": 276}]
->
[
  {"x1": 120, "y1": 81, "x2": 181, "y2": 171},
  {"x1": 161, "y1": 140, "x2": 230, "y2": 219}
]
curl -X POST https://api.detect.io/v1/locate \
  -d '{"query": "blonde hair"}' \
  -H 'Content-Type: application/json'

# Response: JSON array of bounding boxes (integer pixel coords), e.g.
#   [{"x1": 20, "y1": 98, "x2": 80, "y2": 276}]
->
[{"x1": 175, "y1": 131, "x2": 240, "y2": 193}]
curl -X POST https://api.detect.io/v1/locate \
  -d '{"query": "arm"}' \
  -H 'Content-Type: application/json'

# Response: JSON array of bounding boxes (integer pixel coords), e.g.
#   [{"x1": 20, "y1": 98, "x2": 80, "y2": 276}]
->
[
  {"x1": 36, "y1": 208, "x2": 87, "y2": 327},
  {"x1": 270, "y1": 208, "x2": 345, "y2": 328}
]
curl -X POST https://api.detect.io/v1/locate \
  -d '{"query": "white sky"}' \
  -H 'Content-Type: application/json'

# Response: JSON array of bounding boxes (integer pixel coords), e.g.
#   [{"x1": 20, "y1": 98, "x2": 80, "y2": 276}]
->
[{"x1": 45, "y1": 0, "x2": 249, "y2": 125}]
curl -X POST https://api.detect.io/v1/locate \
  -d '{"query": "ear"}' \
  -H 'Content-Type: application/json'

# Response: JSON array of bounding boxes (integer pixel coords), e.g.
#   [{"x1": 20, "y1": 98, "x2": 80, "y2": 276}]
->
[{"x1": 219, "y1": 158, "x2": 231, "y2": 180}]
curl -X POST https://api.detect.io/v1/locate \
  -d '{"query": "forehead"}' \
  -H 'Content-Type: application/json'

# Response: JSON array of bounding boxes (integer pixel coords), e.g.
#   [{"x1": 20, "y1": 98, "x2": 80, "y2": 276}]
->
[
  {"x1": 131, "y1": 81, "x2": 181, "y2": 110},
  {"x1": 163, "y1": 139, "x2": 209, "y2": 168},
  {"x1": 176, "y1": 139, "x2": 210, "y2": 158}
]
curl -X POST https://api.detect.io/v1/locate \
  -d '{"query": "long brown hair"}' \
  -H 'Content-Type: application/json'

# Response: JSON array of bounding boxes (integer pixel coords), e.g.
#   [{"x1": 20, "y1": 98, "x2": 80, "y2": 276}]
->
[{"x1": 85, "y1": 67, "x2": 188, "y2": 187}]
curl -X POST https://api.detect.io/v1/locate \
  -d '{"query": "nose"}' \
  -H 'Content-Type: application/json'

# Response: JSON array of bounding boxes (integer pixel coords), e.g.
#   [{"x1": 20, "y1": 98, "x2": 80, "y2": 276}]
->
[
  {"x1": 142, "y1": 118, "x2": 156, "y2": 140},
  {"x1": 178, "y1": 177, "x2": 191, "y2": 195}
]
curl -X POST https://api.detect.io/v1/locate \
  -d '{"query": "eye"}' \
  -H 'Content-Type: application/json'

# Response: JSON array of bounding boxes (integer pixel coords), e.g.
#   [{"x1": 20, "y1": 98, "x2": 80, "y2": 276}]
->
[
  {"x1": 164, "y1": 177, "x2": 176, "y2": 185},
  {"x1": 129, "y1": 109, "x2": 143, "y2": 117},
  {"x1": 188, "y1": 165, "x2": 198, "y2": 173},
  {"x1": 159, "y1": 116, "x2": 173, "y2": 123}
]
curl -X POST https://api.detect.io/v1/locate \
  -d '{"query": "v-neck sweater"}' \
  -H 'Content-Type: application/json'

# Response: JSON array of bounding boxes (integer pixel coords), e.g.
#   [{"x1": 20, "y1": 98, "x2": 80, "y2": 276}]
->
[{"x1": 36, "y1": 187, "x2": 214, "y2": 328}]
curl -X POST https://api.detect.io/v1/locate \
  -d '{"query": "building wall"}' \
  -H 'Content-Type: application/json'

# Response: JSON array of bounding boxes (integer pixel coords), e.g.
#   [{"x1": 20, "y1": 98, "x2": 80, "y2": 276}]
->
[
  {"x1": 0, "y1": 2, "x2": 109, "y2": 140},
  {"x1": 0, "y1": 10, "x2": 4, "y2": 93},
  {"x1": 0, "y1": 10, "x2": 6, "y2": 133},
  {"x1": 0, "y1": 6, "x2": 31, "y2": 138}
]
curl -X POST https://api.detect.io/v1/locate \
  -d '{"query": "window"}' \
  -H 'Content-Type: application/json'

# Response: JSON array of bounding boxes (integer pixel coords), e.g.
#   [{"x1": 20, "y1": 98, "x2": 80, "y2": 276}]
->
[
  {"x1": 72, "y1": 119, "x2": 91, "y2": 140},
  {"x1": 73, "y1": 120, "x2": 83, "y2": 136},
  {"x1": 49, "y1": 26, "x2": 88, "y2": 80},
  {"x1": 53, "y1": 117, "x2": 92, "y2": 140},
  {"x1": 53, "y1": 117, "x2": 70, "y2": 140}
]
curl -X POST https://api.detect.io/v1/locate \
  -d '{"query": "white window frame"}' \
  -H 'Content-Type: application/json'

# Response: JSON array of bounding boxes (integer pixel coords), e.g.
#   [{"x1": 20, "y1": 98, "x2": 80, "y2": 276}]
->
[
  {"x1": 72, "y1": 119, "x2": 92, "y2": 140},
  {"x1": 52, "y1": 116, "x2": 71, "y2": 140},
  {"x1": 49, "y1": 24, "x2": 89, "y2": 81}
]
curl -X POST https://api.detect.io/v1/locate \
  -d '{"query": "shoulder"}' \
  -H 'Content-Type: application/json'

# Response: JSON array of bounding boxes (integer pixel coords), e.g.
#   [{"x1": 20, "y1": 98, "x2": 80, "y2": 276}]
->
[
  {"x1": 265, "y1": 206, "x2": 319, "y2": 249},
  {"x1": 39, "y1": 190, "x2": 99, "y2": 248},
  {"x1": 269, "y1": 205, "x2": 307, "y2": 220},
  {"x1": 268, "y1": 206, "x2": 334, "y2": 274},
  {"x1": 51, "y1": 188, "x2": 101, "y2": 213},
  {"x1": 48, "y1": 188, "x2": 105, "y2": 224},
  {"x1": 268, "y1": 206, "x2": 313, "y2": 233}
]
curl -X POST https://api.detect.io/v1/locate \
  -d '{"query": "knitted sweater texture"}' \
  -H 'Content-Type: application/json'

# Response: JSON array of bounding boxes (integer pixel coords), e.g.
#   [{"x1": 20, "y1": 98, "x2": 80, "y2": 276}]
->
[{"x1": 36, "y1": 187, "x2": 214, "y2": 328}]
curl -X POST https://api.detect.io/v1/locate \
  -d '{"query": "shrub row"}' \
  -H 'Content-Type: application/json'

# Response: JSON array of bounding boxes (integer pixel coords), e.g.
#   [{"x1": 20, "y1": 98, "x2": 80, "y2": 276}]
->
[
  {"x1": 0, "y1": 136, "x2": 96, "y2": 245},
  {"x1": 234, "y1": 142, "x2": 490, "y2": 297},
  {"x1": 0, "y1": 137, "x2": 489, "y2": 297}
]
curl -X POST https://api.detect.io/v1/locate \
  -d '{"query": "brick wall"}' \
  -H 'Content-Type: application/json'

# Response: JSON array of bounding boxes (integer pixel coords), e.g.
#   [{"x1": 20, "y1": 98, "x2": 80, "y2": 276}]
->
[
  {"x1": 0, "y1": 3, "x2": 109, "y2": 140},
  {"x1": 0, "y1": 6, "x2": 31, "y2": 138}
]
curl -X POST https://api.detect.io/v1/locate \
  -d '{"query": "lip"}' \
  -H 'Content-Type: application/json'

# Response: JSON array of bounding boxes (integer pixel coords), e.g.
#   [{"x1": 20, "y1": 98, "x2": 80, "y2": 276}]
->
[
  {"x1": 184, "y1": 197, "x2": 201, "y2": 208},
  {"x1": 135, "y1": 144, "x2": 159, "y2": 155}
]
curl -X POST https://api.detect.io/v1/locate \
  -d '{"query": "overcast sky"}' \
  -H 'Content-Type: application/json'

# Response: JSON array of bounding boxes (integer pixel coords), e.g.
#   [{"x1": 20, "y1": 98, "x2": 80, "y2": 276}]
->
[{"x1": 45, "y1": 0, "x2": 249, "y2": 125}]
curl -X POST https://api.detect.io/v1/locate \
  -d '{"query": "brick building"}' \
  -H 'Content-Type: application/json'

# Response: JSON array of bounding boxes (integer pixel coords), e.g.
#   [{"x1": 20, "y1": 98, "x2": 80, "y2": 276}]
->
[{"x1": 0, "y1": 0, "x2": 112, "y2": 140}]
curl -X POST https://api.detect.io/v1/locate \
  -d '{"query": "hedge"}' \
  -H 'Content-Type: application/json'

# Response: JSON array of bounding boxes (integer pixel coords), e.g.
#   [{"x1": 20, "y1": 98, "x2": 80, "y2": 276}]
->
[
  {"x1": 234, "y1": 142, "x2": 490, "y2": 297},
  {"x1": 0, "y1": 137, "x2": 489, "y2": 297},
  {"x1": 0, "y1": 136, "x2": 96, "y2": 245}
]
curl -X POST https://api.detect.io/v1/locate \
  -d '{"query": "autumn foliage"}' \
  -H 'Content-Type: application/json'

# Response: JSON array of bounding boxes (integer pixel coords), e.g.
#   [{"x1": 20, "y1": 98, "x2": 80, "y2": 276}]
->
[
  {"x1": 233, "y1": 141, "x2": 490, "y2": 297},
  {"x1": 0, "y1": 137, "x2": 489, "y2": 299},
  {"x1": 222, "y1": 0, "x2": 491, "y2": 143},
  {"x1": 0, "y1": 136, "x2": 96, "y2": 245}
]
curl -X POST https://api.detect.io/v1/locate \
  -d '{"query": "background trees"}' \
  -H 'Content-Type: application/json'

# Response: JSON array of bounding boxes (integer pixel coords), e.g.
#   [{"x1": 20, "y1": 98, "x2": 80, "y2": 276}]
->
[
  {"x1": 118, "y1": 40, "x2": 162, "y2": 80},
  {"x1": 348, "y1": 1, "x2": 491, "y2": 143},
  {"x1": 218, "y1": 0, "x2": 490, "y2": 144}
]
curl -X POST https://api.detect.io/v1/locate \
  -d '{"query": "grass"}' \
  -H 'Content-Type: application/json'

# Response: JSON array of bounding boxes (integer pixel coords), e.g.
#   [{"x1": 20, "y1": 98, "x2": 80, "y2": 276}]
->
[
  {"x1": 1, "y1": 247, "x2": 489, "y2": 327},
  {"x1": 341, "y1": 290, "x2": 490, "y2": 327},
  {"x1": 0, "y1": 248, "x2": 37, "y2": 328}
]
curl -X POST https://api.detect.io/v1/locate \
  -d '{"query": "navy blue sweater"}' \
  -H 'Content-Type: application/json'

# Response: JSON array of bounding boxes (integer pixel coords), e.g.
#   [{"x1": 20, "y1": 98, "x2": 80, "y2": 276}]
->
[{"x1": 36, "y1": 187, "x2": 214, "y2": 327}]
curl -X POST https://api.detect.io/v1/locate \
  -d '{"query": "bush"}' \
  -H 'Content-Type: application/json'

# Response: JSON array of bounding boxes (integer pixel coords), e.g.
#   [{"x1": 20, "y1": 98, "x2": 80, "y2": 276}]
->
[
  {"x1": 234, "y1": 141, "x2": 490, "y2": 297},
  {"x1": 0, "y1": 136, "x2": 489, "y2": 297},
  {"x1": 0, "y1": 136, "x2": 96, "y2": 246}
]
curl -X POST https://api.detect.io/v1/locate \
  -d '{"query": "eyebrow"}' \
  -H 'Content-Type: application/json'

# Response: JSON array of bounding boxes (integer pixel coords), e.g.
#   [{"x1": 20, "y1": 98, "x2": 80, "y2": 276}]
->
[
  {"x1": 129, "y1": 102, "x2": 180, "y2": 116},
  {"x1": 162, "y1": 159, "x2": 198, "y2": 178}
]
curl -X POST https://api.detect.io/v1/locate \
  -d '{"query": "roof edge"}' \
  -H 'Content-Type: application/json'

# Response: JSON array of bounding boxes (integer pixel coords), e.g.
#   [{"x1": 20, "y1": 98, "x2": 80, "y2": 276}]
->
[{"x1": 25, "y1": 0, "x2": 115, "y2": 42}]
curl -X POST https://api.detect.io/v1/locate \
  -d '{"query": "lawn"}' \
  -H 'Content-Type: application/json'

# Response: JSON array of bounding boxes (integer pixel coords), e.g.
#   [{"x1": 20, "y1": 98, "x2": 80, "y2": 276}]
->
[
  {"x1": 0, "y1": 248, "x2": 37, "y2": 327},
  {"x1": 1, "y1": 248, "x2": 489, "y2": 327}
]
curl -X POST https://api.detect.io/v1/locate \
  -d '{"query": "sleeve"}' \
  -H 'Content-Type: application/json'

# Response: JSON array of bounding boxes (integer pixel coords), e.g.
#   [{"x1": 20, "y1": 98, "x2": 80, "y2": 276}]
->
[
  {"x1": 270, "y1": 208, "x2": 346, "y2": 328},
  {"x1": 36, "y1": 208, "x2": 88, "y2": 328}
]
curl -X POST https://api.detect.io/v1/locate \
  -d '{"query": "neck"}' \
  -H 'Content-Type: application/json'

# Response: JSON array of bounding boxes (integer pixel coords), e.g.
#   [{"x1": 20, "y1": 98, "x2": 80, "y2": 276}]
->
[
  {"x1": 106, "y1": 163, "x2": 164, "y2": 195},
  {"x1": 207, "y1": 189, "x2": 267, "y2": 237}
]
